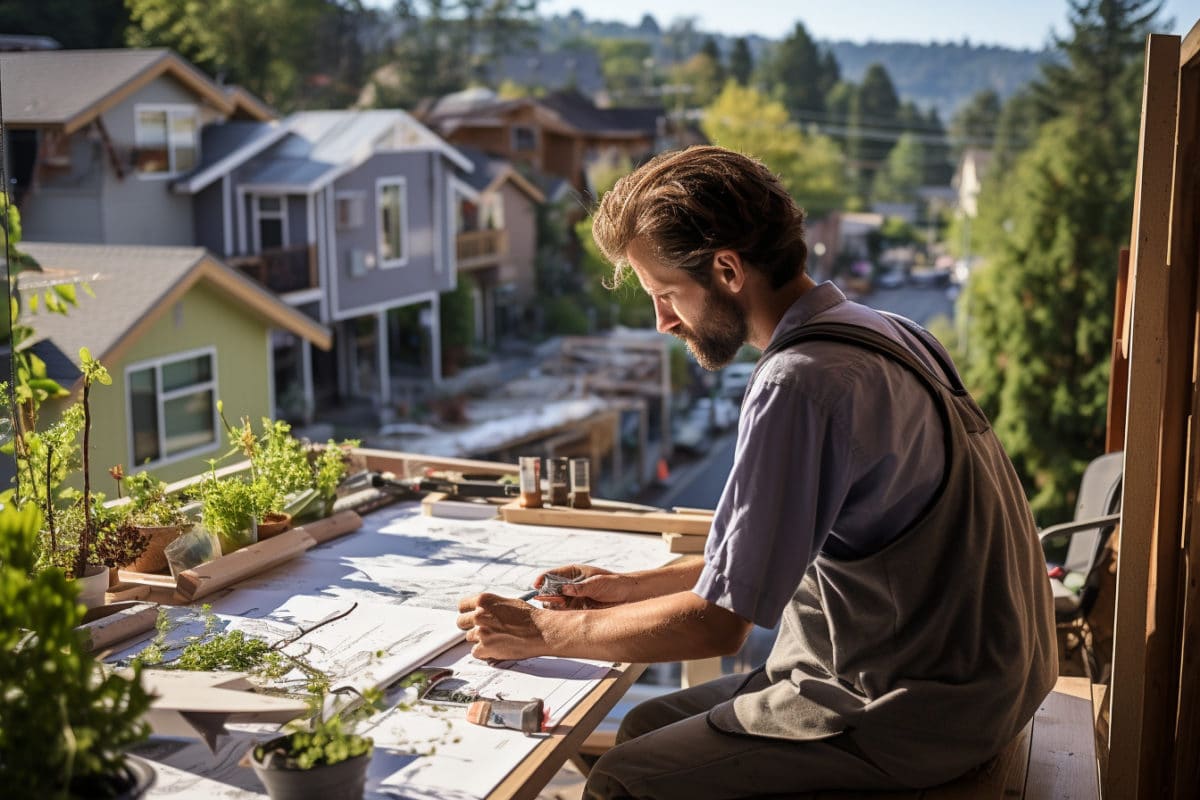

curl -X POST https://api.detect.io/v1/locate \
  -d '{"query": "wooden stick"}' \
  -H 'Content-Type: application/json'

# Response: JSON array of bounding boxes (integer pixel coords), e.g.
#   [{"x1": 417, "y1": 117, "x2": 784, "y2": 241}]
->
[
  {"x1": 500, "y1": 500, "x2": 711, "y2": 536},
  {"x1": 297, "y1": 509, "x2": 362, "y2": 544},
  {"x1": 175, "y1": 528, "x2": 316, "y2": 602},
  {"x1": 77, "y1": 601, "x2": 159, "y2": 654}
]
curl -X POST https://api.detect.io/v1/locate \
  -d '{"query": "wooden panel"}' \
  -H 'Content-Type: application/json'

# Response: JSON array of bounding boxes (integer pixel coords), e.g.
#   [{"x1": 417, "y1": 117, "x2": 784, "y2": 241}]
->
[
  {"x1": 1025, "y1": 683, "x2": 1100, "y2": 800},
  {"x1": 487, "y1": 663, "x2": 647, "y2": 800},
  {"x1": 1182, "y1": 17, "x2": 1200, "y2": 68},
  {"x1": 1172, "y1": 56, "x2": 1200, "y2": 800},
  {"x1": 500, "y1": 500, "x2": 712, "y2": 536},
  {"x1": 1109, "y1": 33, "x2": 1182, "y2": 800},
  {"x1": 1107, "y1": 249, "x2": 1130, "y2": 451}
]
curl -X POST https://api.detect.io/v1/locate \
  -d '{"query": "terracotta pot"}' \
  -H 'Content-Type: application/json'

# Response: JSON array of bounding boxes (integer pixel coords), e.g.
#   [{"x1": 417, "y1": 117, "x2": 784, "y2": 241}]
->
[
  {"x1": 127, "y1": 524, "x2": 187, "y2": 574},
  {"x1": 75, "y1": 564, "x2": 109, "y2": 610},
  {"x1": 251, "y1": 740, "x2": 369, "y2": 800},
  {"x1": 256, "y1": 512, "x2": 293, "y2": 540}
]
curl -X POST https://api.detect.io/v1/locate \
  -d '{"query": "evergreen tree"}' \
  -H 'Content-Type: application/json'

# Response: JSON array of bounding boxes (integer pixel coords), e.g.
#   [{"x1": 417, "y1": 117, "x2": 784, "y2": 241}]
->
[
  {"x1": 992, "y1": 88, "x2": 1045, "y2": 174},
  {"x1": 701, "y1": 36, "x2": 727, "y2": 86},
  {"x1": 760, "y1": 22, "x2": 836, "y2": 121},
  {"x1": 960, "y1": 0, "x2": 1162, "y2": 521},
  {"x1": 847, "y1": 63, "x2": 901, "y2": 199},
  {"x1": 922, "y1": 108, "x2": 955, "y2": 186},
  {"x1": 729, "y1": 37, "x2": 754, "y2": 86},
  {"x1": 949, "y1": 88, "x2": 1002, "y2": 156},
  {"x1": 871, "y1": 132, "x2": 924, "y2": 202}
]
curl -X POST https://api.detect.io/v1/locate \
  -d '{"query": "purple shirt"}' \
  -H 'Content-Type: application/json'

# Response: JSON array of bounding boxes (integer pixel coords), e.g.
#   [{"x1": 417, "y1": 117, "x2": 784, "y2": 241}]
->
[{"x1": 693, "y1": 282, "x2": 954, "y2": 628}]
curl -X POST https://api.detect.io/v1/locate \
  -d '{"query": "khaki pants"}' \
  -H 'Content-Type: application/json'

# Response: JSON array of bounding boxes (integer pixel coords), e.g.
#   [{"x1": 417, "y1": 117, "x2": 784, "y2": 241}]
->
[{"x1": 585, "y1": 673, "x2": 906, "y2": 800}]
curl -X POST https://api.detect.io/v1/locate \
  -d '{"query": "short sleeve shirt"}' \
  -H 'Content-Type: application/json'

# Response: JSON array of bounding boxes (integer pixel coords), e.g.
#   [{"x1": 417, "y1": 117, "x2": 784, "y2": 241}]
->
[{"x1": 693, "y1": 282, "x2": 954, "y2": 628}]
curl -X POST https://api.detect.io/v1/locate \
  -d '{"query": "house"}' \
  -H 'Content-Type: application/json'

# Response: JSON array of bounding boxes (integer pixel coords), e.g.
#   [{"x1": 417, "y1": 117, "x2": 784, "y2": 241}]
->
[
  {"x1": 484, "y1": 50, "x2": 606, "y2": 101},
  {"x1": 0, "y1": 49, "x2": 274, "y2": 245},
  {"x1": 952, "y1": 148, "x2": 993, "y2": 219},
  {"x1": 170, "y1": 109, "x2": 475, "y2": 422},
  {"x1": 18, "y1": 242, "x2": 330, "y2": 484},
  {"x1": 417, "y1": 88, "x2": 664, "y2": 197},
  {"x1": 453, "y1": 146, "x2": 547, "y2": 348}
]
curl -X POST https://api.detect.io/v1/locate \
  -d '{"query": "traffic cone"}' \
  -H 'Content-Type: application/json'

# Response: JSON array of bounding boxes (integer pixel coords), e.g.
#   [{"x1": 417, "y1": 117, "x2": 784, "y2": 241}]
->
[{"x1": 657, "y1": 458, "x2": 670, "y2": 482}]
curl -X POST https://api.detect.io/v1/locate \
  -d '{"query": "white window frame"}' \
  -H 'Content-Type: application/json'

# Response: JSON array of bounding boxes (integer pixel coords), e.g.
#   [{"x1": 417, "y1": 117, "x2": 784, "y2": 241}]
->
[
  {"x1": 124, "y1": 346, "x2": 220, "y2": 470},
  {"x1": 335, "y1": 190, "x2": 366, "y2": 230},
  {"x1": 252, "y1": 194, "x2": 289, "y2": 253},
  {"x1": 376, "y1": 177, "x2": 409, "y2": 268},
  {"x1": 133, "y1": 103, "x2": 200, "y2": 179}
]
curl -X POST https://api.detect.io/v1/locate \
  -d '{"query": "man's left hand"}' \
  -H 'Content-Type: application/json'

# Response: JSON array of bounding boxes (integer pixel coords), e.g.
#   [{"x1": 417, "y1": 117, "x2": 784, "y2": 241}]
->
[{"x1": 457, "y1": 592, "x2": 551, "y2": 661}]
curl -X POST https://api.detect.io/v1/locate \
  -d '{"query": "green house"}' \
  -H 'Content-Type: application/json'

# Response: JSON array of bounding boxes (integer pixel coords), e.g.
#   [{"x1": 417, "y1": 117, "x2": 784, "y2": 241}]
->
[{"x1": 19, "y1": 242, "x2": 331, "y2": 484}]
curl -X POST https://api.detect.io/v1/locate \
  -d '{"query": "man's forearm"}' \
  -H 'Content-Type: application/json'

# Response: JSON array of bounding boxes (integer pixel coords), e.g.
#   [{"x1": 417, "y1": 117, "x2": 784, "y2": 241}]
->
[
  {"x1": 540, "y1": 589, "x2": 750, "y2": 663},
  {"x1": 618, "y1": 557, "x2": 705, "y2": 602}
]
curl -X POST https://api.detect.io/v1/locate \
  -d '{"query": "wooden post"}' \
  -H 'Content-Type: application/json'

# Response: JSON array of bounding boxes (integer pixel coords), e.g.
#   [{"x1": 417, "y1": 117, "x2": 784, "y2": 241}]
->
[
  {"x1": 1106, "y1": 249, "x2": 1130, "y2": 453},
  {"x1": 1109, "y1": 33, "x2": 1182, "y2": 800},
  {"x1": 1171, "y1": 39, "x2": 1200, "y2": 800}
]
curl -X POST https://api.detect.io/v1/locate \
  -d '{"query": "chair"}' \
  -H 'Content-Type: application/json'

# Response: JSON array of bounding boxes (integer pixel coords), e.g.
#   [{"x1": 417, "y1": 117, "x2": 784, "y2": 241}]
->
[{"x1": 1039, "y1": 451, "x2": 1123, "y2": 678}]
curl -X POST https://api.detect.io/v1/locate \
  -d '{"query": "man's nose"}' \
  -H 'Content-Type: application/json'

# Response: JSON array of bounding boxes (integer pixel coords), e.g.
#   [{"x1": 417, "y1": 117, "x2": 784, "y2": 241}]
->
[{"x1": 653, "y1": 297, "x2": 679, "y2": 334}]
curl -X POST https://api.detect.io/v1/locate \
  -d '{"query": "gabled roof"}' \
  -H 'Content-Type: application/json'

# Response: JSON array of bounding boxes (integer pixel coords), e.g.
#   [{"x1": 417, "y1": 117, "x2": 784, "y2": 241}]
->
[
  {"x1": 175, "y1": 109, "x2": 471, "y2": 195},
  {"x1": 0, "y1": 49, "x2": 239, "y2": 134},
  {"x1": 420, "y1": 88, "x2": 661, "y2": 141},
  {"x1": 18, "y1": 242, "x2": 331, "y2": 386},
  {"x1": 224, "y1": 85, "x2": 276, "y2": 121},
  {"x1": 455, "y1": 145, "x2": 545, "y2": 202},
  {"x1": 539, "y1": 90, "x2": 661, "y2": 138}
]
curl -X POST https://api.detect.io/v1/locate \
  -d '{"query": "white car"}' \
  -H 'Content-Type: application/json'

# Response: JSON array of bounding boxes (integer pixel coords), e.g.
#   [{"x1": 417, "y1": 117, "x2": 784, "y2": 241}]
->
[{"x1": 719, "y1": 363, "x2": 756, "y2": 400}]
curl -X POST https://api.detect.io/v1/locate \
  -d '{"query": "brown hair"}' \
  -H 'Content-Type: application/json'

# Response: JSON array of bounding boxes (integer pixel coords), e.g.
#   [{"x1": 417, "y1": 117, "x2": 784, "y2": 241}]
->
[{"x1": 592, "y1": 145, "x2": 807, "y2": 290}]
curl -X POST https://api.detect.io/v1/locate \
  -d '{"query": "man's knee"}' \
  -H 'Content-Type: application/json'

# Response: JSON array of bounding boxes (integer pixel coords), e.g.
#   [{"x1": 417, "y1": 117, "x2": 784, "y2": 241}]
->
[
  {"x1": 585, "y1": 746, "x2": 635, "y2": 800},
  {"x1": 616, "y1": 696, "x2": 671, "y2": 744}
]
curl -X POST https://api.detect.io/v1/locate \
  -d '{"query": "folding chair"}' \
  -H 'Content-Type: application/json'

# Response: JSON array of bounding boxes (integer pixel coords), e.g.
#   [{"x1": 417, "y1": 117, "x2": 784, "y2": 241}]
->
[{"x1": 1039, "y1": 451, "x2": 1123, "y2": 678}]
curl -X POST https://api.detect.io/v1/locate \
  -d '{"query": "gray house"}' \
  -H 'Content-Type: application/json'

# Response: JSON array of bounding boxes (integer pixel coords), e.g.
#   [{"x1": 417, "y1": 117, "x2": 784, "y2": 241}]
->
[
  {"x1": 0, "y1": 48, "x2": 273, "y2": 245},
  {"x1": 171, "y1": 110, "x2": 476, "y2": 422}
]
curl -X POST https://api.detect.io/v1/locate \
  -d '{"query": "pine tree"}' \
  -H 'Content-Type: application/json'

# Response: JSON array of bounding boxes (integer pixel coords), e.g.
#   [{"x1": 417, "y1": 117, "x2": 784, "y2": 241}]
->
[
  {"x1": 960, "y1": 0, "x2": 1162, "y2": 521},
  {"x1": 949, "y1": 89, "x2": 1002, "y2": 157},
  {"x1": 760, "y1": 22, "x2": 836, "y2": 121},
  {"x1": 847, "y1": 63, "x2": 901, "y2": 199},
  {"x1": 729, "y1": 37, "x2": 753, "y2": 86}
]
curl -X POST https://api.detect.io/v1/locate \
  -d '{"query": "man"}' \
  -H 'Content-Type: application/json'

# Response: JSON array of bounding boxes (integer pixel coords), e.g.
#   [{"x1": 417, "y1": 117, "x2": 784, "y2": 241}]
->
[{"x1": 457, "y1": 146, "x2": 1056, "y2": 799}]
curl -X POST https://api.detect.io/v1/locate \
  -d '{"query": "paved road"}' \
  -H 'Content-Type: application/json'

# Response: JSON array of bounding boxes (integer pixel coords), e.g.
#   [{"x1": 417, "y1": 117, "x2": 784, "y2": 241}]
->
[{"x1": 858, "y1": 284, "x2": 958, "y2": 326}]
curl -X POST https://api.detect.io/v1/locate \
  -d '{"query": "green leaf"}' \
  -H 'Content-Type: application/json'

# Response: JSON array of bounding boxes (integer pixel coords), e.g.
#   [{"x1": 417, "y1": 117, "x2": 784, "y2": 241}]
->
[{"x1": 52, "y1": 283, "x2": 77, "y2": 306}]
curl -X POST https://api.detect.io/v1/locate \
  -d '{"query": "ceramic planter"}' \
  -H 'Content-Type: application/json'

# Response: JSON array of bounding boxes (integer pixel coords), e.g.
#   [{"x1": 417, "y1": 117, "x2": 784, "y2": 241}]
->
[
  {"x1": 75, "y1": 564, "x2": 109, "y2": 610},
  {"x1": 251, "y1": 739, "x2": 369, "y2": 800},
  {"x1": 256, "y1": 512, "x2": 293, "y2": 540},
  {"x1": 69, "y1": 753, "x2": 156, "y2": 798}
]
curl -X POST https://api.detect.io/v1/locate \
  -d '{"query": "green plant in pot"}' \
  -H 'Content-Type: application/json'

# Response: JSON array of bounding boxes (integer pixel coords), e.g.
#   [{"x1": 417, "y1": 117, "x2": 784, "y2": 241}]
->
[
  {"x1": 199, "y1": 472, "x2": 259, "y2": 555},
  {"x1": 113, "y1": 467, "x2": 190, "y2": 573},
  {"x1": 251, "y1": 688, "x2": 383, "y2": 800},
  {"x1": 0, "y1": 501, "x2": 155, "y2": 797}
]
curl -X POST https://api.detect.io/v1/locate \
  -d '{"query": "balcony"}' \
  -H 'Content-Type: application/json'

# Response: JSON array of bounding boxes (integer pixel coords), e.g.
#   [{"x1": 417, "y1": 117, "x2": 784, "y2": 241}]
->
[
  {"x1": 456, "y1": 229, "x2": 507, "y2": 271},
  {"x1": 229, "y1": 244, "x2": 318, "y2": 294}
]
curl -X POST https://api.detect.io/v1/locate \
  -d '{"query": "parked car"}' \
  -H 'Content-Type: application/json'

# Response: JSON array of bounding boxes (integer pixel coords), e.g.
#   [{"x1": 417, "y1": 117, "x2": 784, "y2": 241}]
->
[
  {"x1": 719, "y1": 363, "x2": 756, "y2": 401},
  {"x1": 691, "y1": 397, "x2": 738, "y2": 433},
  {"x1": 875, "y1": 269, "x2": 907, "y2": 289}
]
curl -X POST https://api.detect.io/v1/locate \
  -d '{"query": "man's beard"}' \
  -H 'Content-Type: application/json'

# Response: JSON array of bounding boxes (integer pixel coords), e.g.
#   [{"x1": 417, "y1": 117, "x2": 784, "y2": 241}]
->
[{"x1": 674, "y1": 287, "x2": 747, "y2": 371}]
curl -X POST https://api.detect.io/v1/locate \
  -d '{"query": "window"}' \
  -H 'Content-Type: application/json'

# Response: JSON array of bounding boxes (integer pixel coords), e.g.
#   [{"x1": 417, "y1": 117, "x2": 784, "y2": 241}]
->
[
  {"x1": 377, "y1": 178, "x2": 408, "y2": 267},
  {"x1": 336, "y1": 192, "x2": 365, "y2": 230},
  {"x1": 254, "y1": 195, "x2": 287, "y2": 251},
  {"x1": 134, "y1": 105, "x2": 198, "y2": 175},
  {"x1": 511, "y1": 125, "x2": 536, "y2": 152},
  {"x1": 127, "y1": 350, "x2": 218, "y2": 466}
]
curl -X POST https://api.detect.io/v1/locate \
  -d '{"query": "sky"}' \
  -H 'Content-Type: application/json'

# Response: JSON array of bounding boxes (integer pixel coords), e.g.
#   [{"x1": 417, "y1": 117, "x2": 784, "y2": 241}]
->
[{"x1": 538, "y1": 0, "x2": 1197, "y2": 50}]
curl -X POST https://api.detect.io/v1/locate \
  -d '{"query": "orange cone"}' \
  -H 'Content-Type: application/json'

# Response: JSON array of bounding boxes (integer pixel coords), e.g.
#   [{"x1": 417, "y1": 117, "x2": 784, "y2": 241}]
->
[{"x1": 657, "y1": 458, "x2": 670, "y2": 482}]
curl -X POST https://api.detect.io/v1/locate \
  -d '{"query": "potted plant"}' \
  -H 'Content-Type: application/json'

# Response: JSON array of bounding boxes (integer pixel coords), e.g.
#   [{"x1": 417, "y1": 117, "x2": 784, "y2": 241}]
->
[
  {"x1": 0, "y1": 501, "x2": 156, "y2": 797},
  {"x1": 199, "y1": 473, "x2": 259, "y2": 555},
  {"x1": 113, "y1": 467, "x2": 191, "y2": 573},
  {"x1": 250, "y1": 689, "x2": 382, "y2": 800}
]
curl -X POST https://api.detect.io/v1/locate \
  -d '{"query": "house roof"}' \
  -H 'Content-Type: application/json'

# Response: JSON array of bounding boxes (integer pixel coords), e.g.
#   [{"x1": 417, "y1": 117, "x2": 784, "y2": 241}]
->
[
  {"x1": 175, "y1": 109, "x2": 471, "y2": 194},
  {"x1": 0, "y1": 49, "x2": 245, "y2": 134},
  {"x1": 486, "y1": 51, "x2": 606, "y2": 98},
  {"x1": 18, "y1": 242, "x2": 331, "y2": 386},
  {"x1": 539, "y1": 90, "x2": 661, "y2": 137},
  {"x1": 224, "y1": 85, "x2": 276, "y2": 121},
  {"x1": 420, "y1": 88, "x2": 661, "y2": 141},
  {"x1": 455, "y1": 145, "x2": 546, "y2": 202}
]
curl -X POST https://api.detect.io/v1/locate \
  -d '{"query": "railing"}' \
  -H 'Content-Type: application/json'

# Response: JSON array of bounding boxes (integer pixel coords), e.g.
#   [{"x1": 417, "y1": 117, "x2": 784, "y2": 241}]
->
[
  {"x1": 456, "y1": 229, "x2": 507, "y2": 270},
  {"x1": 229, "y1": 244, "x2": 318, "y2": 294}
]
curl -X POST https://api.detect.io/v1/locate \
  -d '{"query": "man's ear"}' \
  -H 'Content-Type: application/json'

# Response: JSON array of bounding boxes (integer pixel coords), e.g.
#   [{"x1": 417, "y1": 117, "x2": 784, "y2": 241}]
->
[{"x1": 712, "y1": 250, "x2": 746, "y2": 293}]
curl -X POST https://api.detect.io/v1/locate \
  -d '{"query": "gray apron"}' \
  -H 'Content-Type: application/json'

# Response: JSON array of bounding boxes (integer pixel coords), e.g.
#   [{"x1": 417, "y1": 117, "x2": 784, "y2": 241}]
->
[{"x1": 707, "y1": 318, "x2": 1057, "y2": 787}]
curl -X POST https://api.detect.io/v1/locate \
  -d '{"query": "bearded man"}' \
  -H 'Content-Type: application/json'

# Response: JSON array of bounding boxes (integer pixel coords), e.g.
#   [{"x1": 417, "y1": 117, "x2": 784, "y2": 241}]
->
[{"x1": 457, "y1": 146, "x2": 1056, "y2": 799}]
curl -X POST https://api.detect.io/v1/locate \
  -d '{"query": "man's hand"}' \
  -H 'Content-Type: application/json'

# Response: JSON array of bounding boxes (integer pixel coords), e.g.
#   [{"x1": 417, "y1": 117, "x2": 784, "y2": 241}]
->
[
  {"x1": 457, "y1": 592, "x2": 552, "y2": 661},
  {"x1": 532, "y1": 564, "x2": 629, "y2": 610}
]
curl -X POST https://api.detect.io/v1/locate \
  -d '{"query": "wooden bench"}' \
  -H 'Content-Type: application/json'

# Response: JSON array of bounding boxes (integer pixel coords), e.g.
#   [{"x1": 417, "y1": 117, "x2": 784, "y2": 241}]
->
[{"x1": 577, "y1": 676, "x2": 1100, "y2": 799}]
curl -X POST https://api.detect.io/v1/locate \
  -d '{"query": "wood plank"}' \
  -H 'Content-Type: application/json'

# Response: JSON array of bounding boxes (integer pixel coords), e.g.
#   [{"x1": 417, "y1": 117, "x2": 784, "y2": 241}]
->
[
  {"x1": 663, "y1": 532, "x2": 706, "y2": 554},
  {"x1": 1109, "y1": 32, "x2": 1182, "y2": 800},
  {"x1": 1172, "y1": 56, "x2": 1200, "y2": 800},
  {"x1": 77, "y1": 601, "x2": 159, "y2": 654},
  {"x1": 500, "y1": 500, "x2": 712, "y2": 536},
  {"x1": 487, "y1": 662, "x2": 647, "y2": 800},
  {"x1": 174, "y1": 526, "x2": 316, "y2": 601},
  {"x1": 1182, "y1": 16, "x2": 1200, "y2": 68},
  {"x1": 1107, "y1": 248, "x2": 1130, "y2": 451},
  {"x1": 1024, "y1": 683, "x2": 1099, "y2": 800}
]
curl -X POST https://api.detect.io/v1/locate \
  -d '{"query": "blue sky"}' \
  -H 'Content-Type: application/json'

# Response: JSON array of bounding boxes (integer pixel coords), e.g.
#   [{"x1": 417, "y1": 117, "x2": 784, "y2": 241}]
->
[{"x1": 539, "y1": 0, "x2": 1196, "y2": 50}]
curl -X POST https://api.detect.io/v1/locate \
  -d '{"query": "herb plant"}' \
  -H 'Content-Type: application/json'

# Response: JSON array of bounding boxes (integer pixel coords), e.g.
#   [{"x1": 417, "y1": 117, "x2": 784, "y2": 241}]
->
[{"x1": 120, "y1": 470, "x2": 189, "y2": 528}]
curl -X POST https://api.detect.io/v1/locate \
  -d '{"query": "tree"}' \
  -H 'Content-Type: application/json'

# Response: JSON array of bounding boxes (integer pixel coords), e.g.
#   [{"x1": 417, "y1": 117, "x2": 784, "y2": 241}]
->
[
  {"x1": 700, "y1": 36, "x2": 726, "y2": 86},
  {"x1": 759, "y1": 22, "x2": 837, "y2": 121},
  {"x1": 729, "y1": 37, "x2": 753, "y2": 86},
  {"x1": 0, "y1": 0, "x2": 128, "y2": 48},
  {"x1": 846, "y1": 63, "x2": 901, "y2": 199},
  {"x1": 669, "y1": 50, "x2": 723, "y2": 109},
  {"x1": 702, "y1": 83, "x2": 846, "y2": 218},
  {"x1": 960, "y1": 0, "x2": 1162, "y2": 522},
  {"x1": 949, "y1": 88, "x2": 1002, "y2": 156},
  {"x1": 871, "y1": 132, "x2": 924, "y2": 202},
  {"x1": 991, "y1": 88, "x2": 1045, "y2": 174},
  {"x1": 595, "y1": 38, "x2": 657, "y2": 105}
]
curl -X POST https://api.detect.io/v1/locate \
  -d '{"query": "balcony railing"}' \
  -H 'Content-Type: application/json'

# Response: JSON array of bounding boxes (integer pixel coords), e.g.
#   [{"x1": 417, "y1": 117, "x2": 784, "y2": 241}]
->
[
  {"x1": 229, "y1": 244, "x2": 318, "y2": 294},
  {"x1": 456, "y1": 229, "x2": 507, "y2": 270}
]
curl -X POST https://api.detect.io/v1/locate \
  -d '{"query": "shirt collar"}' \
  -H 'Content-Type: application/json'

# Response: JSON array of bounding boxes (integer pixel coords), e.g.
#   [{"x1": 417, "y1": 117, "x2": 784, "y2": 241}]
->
[{"x1": 766, "y1": 281, "x2": 847, "y2": 348}]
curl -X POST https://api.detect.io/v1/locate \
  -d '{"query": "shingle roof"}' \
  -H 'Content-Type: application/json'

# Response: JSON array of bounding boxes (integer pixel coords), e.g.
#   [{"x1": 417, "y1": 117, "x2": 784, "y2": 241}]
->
[
  {"x1": 0, "y1": 49, "x2": 232, "y2": 131},
  {"x1": 539, "y1": 90, "x2": 661, "y2": 136},
  {"x1": 18, "y1": 243, "x2": 208, "y2": 381},
  {"x1": 454, "y1": 145, "x2": 509, "y2": 193},
  {"x1": 195, "y1": 122, "x2": 279, "y2": 171}
]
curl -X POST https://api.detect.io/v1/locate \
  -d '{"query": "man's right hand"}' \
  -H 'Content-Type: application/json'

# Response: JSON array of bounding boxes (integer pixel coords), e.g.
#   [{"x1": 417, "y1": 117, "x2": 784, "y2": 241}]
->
[{"x1": 533, "y1": 564, "x2": 628, "y2": 609}]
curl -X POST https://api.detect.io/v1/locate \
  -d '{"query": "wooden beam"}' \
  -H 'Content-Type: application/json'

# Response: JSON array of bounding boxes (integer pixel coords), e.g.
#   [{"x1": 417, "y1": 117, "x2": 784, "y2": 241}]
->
[
  {"x1": 1107, "y1": 248, "x2": 1130, "y2": 452},
  {"x1": 1171, "y1": 57, "x2": 1200, "y2": 800},
  {"x1": 1025, "y1": 678, "x2": 1100, "y2": 799},
  {"x1": 1182, "y1": 17, "x2": 1200, "y2": 69},
  {"x1": 1109, "y1": 32, "x2": 1181, "y2": 800}
]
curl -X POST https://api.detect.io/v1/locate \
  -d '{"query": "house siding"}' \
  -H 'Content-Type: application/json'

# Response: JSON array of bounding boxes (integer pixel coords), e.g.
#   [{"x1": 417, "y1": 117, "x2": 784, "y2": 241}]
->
[
  {"x1": 98, "y1": 76, "x2": 203, "y2": 246},
  {"x1": 88, "y1": 281, "x2": 272, "y2": 484},
  {"x1": 193, "y1": 182, "x2": 226, "y2": 255},
  {"x1": 330, "y1": 151, "x2": 454, "y2": 318},
  {"x1": 498, "y1": 181, "x2": 538, "y2": 303},
  {"x1": 19, "y1": 133, "x2": 105, "y2": 242}
]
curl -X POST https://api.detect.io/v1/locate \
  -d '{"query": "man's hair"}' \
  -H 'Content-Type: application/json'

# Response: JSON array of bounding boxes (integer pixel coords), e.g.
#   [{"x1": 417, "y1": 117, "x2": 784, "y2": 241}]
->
[{"x1": 592, "y1": 145, "x2": 807, "y2": 290}]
